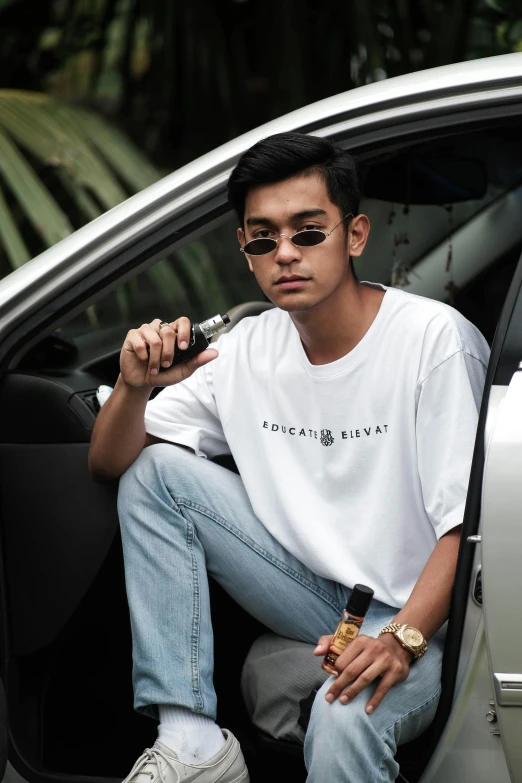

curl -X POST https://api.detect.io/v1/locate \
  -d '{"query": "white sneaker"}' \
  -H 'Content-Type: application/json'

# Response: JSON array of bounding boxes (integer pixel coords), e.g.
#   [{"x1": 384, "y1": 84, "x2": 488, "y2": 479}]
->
[{"x1": 121, "y1": 730, "x2": 249, "y2": 783}]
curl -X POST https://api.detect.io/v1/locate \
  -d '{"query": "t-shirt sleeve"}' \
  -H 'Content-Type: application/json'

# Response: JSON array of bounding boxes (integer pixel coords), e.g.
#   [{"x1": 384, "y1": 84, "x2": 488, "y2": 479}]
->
[
  {"x1": 144, "y1": 349, "x2": 230, "y2": 459},
  {"x1": 416, "y1": 349, "x2": 487, "y2": 539}
]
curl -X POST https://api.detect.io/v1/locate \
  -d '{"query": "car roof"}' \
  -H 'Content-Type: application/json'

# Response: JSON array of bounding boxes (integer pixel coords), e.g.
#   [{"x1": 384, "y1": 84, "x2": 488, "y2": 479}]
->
[{"x1": 0, "y1": 53, "x2": 521, "y2": 316}]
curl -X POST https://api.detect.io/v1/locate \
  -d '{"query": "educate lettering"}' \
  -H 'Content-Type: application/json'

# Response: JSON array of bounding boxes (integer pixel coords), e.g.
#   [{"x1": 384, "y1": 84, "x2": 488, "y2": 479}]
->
[{"x1": 262, "y1": 421, "x2": 389, "y2": 439}]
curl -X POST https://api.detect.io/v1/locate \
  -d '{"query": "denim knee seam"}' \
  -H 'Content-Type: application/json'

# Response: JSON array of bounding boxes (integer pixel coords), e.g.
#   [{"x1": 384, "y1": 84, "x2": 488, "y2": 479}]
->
[
  {"x1": 377, "y1": 685, "x2": 442, "y2": 778},
  {"x1": 396, "y1": 684, "x2": 441, "y2": 729},
  {"x1": 185, "y1": 515, "x2": 205, "y2": 713},
  {"x1": 172, "y1": 495, "x2": 345, "y2": 615}
]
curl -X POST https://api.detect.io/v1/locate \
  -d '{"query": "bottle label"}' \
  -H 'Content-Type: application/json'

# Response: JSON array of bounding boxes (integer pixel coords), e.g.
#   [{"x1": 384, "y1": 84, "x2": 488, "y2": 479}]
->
[{"x1": 329, "y1": 615, "x2": 362, "y2": 655}]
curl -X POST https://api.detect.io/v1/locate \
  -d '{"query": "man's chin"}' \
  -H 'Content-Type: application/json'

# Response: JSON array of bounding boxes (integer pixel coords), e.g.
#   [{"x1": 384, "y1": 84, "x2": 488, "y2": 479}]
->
[
  {"x1": 261, "y1": 283, "x2": 321, "y2": 312},
  {"x1": 270, "y1": 297, "x2": 317, "y2": 313}
]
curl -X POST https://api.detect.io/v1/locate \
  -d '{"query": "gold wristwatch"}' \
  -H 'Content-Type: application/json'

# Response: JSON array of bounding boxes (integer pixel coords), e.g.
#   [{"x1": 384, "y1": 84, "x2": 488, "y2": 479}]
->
[{"x1": 378, "y1": 623, "x2": 427, "y2": 662}]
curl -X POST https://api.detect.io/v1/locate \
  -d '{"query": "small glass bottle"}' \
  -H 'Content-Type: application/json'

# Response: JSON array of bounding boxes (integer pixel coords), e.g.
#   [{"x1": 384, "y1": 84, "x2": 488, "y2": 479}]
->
[{"x1": 322, "y1": 584, "x2": 374, "y2": 675}]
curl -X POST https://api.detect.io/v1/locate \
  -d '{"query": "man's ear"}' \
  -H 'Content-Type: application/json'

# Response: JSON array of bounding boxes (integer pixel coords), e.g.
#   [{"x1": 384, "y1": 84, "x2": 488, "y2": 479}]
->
[
  {"x1": 348, "y1": 214, "x2": 370, "y2": 258},
  {"x1": 238, "y1": 227, "x2": 254, "y2": 273}
]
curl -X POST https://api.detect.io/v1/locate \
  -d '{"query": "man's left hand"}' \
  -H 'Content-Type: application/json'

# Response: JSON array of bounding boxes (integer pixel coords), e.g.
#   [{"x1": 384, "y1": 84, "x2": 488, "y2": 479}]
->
[{"x1": 313, "y1": 632, "x2": 413, "y2": 714}]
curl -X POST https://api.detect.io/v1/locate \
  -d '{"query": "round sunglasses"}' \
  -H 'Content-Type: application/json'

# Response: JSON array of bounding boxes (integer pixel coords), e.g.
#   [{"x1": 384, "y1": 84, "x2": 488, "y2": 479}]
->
[{"x1": 240, "y1": 213, "x2": 353, "y2": 256}]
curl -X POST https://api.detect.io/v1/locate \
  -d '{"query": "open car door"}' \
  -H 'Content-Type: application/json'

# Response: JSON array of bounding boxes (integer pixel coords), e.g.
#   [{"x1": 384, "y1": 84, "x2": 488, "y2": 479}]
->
[
  {"x1": 480, "y1": 270, "x2": 522, "y2": 783},
  {"x1": 417, "y1": 254, "x2": 522, "y2": 783}
]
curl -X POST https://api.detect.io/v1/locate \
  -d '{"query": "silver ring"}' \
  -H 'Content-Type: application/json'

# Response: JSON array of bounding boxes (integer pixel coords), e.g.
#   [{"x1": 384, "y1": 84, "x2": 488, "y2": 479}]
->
[{"x1": 158, "y1": 321, "x2": 170, "y2": 331}]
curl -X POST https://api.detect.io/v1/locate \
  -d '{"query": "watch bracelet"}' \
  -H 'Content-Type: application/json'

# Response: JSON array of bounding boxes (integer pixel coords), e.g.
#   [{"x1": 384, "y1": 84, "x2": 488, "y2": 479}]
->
[{"x1": 378, "y1": 623, "x2": 427, "y2": 661}]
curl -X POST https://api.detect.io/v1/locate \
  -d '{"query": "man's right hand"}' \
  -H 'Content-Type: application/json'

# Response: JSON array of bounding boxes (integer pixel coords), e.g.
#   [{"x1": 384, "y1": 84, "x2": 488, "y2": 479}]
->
[{"x1": 120, "y1": 316, "x2": 219, "y2": 389}]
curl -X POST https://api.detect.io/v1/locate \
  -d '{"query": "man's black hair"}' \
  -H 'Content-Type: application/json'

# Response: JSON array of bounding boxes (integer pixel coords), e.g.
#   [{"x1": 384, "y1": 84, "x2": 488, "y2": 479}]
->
[
  {"x1": 228, "y1": 132, "x2": 363, "y2": 276},
  {"x1": 228, "y1": 132, "x2": 362, "y2": 227}
]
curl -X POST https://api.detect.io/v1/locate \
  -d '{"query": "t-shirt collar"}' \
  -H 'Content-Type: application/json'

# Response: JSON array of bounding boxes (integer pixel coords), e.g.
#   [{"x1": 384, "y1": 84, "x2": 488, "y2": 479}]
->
[{"x1": 290, "y1": 282, "x2": 391, "y2": 379}]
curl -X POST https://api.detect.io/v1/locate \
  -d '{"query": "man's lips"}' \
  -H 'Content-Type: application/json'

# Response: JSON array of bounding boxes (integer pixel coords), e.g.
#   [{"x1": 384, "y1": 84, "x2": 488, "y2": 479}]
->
[{"x1": 274, "y1": 276, "x2": 310, "y2": 288}]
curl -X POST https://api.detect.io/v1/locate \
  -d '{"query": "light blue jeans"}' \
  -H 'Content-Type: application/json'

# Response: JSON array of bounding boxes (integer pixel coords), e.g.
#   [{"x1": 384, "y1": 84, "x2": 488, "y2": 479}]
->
[{"x1": 117, "y1": 443, "x2": 444, "y2": 783}]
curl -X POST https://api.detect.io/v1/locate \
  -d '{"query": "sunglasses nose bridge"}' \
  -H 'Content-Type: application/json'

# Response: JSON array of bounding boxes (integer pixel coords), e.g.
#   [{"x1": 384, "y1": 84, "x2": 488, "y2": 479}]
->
[{"x1": 275, "y1": 233, "x2": 302, "y2": 259}]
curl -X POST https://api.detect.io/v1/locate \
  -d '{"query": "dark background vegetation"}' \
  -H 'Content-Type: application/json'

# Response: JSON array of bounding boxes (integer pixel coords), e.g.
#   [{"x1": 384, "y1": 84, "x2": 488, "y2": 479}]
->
[{"x1": 1, "y1": 0, "x2": 521, "y2": 172}]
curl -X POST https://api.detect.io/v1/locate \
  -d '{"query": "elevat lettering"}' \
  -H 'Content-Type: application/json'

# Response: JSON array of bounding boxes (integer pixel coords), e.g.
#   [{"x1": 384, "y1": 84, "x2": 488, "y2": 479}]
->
[
  {"x1": 262, "y1": 420, "x2": 388, "y2": 446},
  {"x1": 341, "y1": 425, "x2": 388, "y2": 438}
]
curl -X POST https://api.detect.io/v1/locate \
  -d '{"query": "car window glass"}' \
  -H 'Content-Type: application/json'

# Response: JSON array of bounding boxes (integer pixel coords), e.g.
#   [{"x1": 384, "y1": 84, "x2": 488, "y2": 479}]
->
[
  {"x1": 357, "y1": 189, "x2": 503, "y2": 286},
  {"x1": 356, "y1": 125, "x2": 522, "y2": 342},
  {"x1": 62, "y1": 214, "x2": 264, "y2": 342}
]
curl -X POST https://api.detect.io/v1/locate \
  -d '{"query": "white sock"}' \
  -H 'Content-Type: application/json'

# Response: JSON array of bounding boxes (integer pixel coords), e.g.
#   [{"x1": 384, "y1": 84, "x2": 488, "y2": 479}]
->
[{"x1": 157, "y1": 705, "x2": 226, "y2": 765}]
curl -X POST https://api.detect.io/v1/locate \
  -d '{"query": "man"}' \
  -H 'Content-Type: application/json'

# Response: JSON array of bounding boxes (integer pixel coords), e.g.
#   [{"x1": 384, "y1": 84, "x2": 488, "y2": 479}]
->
[{"x1": 89, "y1": 132, "x2": 489, "y2": 782}]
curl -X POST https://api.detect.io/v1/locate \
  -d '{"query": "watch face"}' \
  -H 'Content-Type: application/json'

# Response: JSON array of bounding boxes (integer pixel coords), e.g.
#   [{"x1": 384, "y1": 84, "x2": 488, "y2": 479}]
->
[{"x1": 403, "y1": 627, "x2": 424, "y2": 648}]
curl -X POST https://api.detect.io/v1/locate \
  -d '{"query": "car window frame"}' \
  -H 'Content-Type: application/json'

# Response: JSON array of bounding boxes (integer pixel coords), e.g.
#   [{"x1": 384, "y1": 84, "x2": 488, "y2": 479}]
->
[{"x1": 2, "y1": 96, "x2": 522, "y2": 373}]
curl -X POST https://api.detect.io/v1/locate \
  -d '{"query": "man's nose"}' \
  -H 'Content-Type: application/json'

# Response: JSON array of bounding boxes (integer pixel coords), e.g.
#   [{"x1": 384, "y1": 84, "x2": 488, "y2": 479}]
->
[{"x1": 274, "y1": 235, "x2": 300, "y2": 264}]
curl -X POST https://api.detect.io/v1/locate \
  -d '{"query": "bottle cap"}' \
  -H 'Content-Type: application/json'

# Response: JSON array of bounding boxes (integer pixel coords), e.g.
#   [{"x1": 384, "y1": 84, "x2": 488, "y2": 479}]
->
[{"x1": 346, "y1": 584, "x2": 374, "y2": 617}]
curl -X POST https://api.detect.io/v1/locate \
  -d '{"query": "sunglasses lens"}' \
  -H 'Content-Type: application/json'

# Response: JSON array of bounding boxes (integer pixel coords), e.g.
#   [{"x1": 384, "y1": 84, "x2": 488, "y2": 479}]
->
[
  {"x1": 243, "y1": 238, "x2": 277, "y2": 255},
  {"x1": 292, "y1": 230, "x2": 326, "y2": 247}
]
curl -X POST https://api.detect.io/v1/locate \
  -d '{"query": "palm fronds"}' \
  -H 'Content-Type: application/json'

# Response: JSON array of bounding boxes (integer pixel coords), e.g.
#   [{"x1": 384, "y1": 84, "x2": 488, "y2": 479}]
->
[{"x1": 0, "y1": 89, "x2": 230, "y2": 323}]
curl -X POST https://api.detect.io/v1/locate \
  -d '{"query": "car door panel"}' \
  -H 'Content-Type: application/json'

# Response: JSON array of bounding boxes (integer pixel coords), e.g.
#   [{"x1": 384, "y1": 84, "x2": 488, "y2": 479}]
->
[
  {"x1": 419, "y1": 253, "x2": 522, "y2": 782},
  {"x1": 0, "y1": 371, "x2": 118, "y2": 655},
  {"x1": 482, "y1": 368, "x2": 522, "y2": 782},
  {"x1": 421, "y1": 620, "x2": 511, "y2": 783},
  {"x1": 0, "y1": 443, "x2": 118, "y2": 655}
]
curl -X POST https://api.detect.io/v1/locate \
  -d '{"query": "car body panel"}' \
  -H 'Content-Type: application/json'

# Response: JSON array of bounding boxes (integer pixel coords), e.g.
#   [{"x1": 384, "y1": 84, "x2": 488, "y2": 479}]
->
[
  {"x1": 481, "y1": 369, "x2": 522, "y2": 782},
  {"x1": 421, "y1": 620, "x2": 511, "y2": 783},
  {"x1": 418, "y1": 386, "x2": 513, "y2": 783}
]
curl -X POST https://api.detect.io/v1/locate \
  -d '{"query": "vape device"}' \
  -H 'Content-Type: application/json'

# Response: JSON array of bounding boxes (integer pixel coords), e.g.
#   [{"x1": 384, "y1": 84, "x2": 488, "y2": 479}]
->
[{"x1": 163, "y1": 313, "x2": 231, "y2": 369}]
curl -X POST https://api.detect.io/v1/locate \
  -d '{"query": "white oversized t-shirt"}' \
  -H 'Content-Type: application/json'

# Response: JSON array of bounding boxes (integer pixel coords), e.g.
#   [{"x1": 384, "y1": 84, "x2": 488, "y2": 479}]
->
[{"x1": 144, "y1": 285, "x2": 489, "y2": 608}]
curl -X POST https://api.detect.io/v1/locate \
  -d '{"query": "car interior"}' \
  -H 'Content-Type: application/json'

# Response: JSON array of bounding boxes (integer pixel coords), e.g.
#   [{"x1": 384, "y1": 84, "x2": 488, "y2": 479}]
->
[{"x1": 1, "y1": 116, "x2": 522, "y2": 783}]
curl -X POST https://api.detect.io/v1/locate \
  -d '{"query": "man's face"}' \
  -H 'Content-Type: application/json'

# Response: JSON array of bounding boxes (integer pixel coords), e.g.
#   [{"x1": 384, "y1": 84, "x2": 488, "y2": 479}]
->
[{"x1": 238, "y1": 172, "x2": 369, "y2": 313}]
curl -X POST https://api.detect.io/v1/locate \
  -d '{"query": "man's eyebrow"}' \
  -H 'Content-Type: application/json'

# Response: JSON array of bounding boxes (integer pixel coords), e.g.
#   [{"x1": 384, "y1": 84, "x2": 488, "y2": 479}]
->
[
  {"x1": 291, "y1": 209, "x2": 328, "y2": 221},
  {"x1": 245, "y1": 209, "x2": 327, "y2": 227},
  {"x1": 245, "y1": 216, "x2": 274, "y2": 227}
]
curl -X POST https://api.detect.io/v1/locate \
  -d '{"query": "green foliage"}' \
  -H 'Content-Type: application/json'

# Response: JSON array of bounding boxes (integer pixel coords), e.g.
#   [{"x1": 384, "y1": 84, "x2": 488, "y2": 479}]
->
[
  {"x1": 4, "y1": 0, "x2": 521, "y2": 173},
  {"x1": 0, "y1": 89, "x2": 152, "y2": 272},
  {"x1": 0, "y1": 88, "x2": 230, "y2": 323},
  {"x1": 466, "y1": 0, "x2": 522, "y2": 57}
]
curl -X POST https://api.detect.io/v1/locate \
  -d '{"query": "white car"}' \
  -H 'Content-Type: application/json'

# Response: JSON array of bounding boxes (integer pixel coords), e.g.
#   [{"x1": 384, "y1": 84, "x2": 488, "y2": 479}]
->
[{"x1": 1, "y1": 52, "x2": 522, "y2": 783}]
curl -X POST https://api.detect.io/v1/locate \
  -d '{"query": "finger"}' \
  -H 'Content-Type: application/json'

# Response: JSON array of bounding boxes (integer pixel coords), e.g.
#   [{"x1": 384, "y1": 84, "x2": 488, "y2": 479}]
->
[
  {"x1": 157, "y1": 323, "x2": 176, "y2": 368},
  {"x1": 141, "y1": 323, "x2": 163, "y2": 376},
  {"x1": 335, "y1": 635, "x2": 375, "y2": 670},
  {"x1": 124, "y1": 330, "x2": 149, "y2": 363},
  {"x1": 314, "y1": 635, "x2": 333, "y2": 655},
  {"x1": 190, "y1": 347, "x2": 219, "y2": 368},
  {"x1": 365, "y1": 672, "x2": 398, "y2": 714},
  {"x1": 325, "y1": 650, "x2": 373, "y2": 702},
  {"x1": 336, "y1": 662, "x2": 386, "y2": 705},
  {"x1": 173, "y1": 316, "x2": 192, "y2": 351},
  {"x1": 316, "y1": 631, "x2": 372, "y2": 660},
  {"x1": 154, "y1": 348, "x2": 219, "y2": 386}
]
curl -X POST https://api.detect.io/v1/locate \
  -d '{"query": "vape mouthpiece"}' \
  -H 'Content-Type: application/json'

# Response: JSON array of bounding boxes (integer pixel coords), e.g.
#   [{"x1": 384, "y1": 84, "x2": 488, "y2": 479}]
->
[{"x1": 199, "y1": 313, "x2": 230, "y2": 340}]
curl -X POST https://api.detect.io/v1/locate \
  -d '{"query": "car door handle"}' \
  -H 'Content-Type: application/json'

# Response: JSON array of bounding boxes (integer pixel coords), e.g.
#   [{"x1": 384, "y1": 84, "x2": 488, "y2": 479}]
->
[{"x1": 493, "y1": 673, "x2": 522, "y2": 707}]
